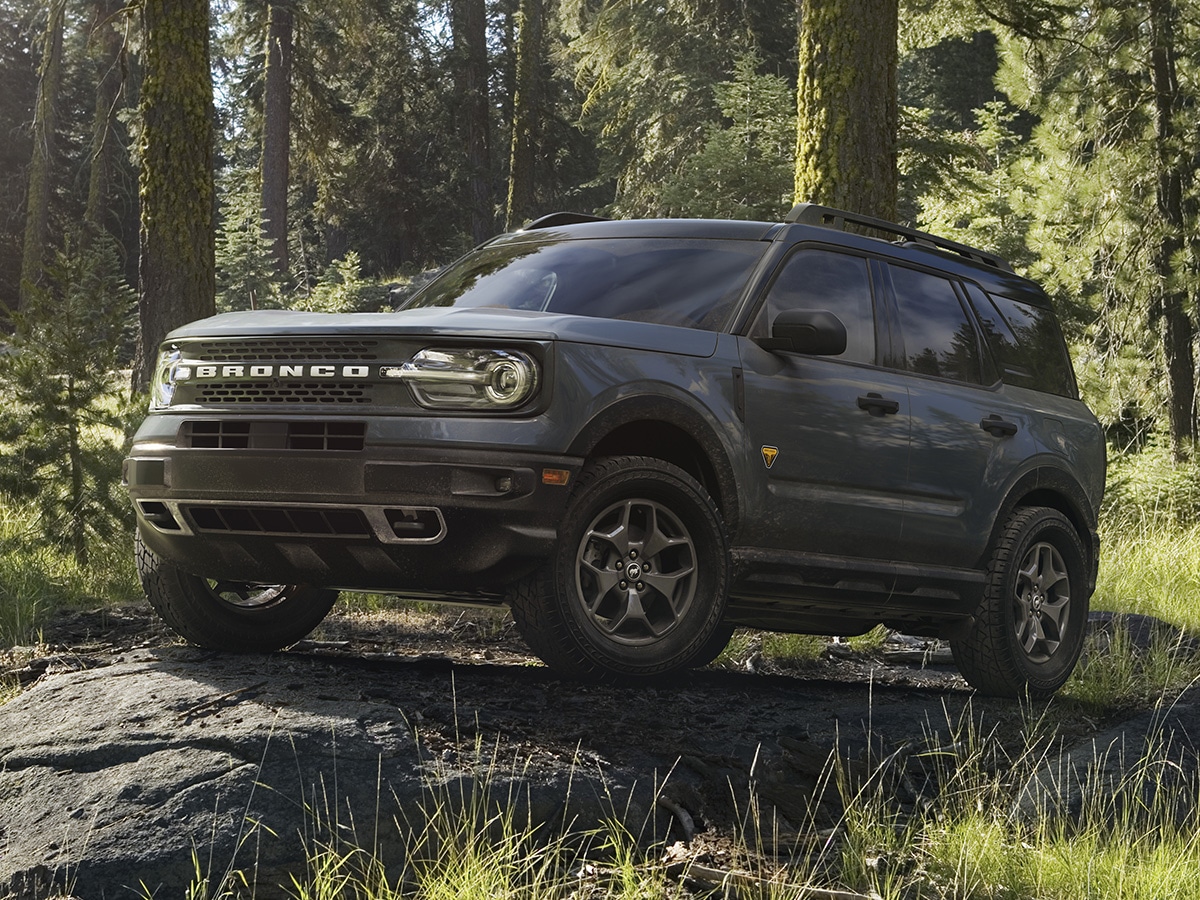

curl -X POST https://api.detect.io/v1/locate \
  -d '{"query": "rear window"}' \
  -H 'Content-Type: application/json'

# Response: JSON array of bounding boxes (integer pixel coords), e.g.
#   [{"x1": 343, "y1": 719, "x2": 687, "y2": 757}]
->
[
  {"x1": 964, "y1": 284, "x2": 1077, "y2": 398},
  {"x1": 402, "y1": 237, "x2": 766, "y2": 331}
]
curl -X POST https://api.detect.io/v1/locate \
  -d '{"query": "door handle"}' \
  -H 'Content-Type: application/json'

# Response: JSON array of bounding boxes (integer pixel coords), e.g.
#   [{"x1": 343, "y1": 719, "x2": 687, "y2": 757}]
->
[
  {"x1": 857, "y1": 393, "x2": 900, "y2": 417},
  {"x1": 980, "y1": 414, "x2": 1019, "y2": 437}
]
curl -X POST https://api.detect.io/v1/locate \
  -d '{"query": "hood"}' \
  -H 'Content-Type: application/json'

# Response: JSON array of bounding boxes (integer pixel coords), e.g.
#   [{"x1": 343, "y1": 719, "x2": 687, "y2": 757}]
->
[{"x1": 164, "y1": 307, "x2": 721, "y2": 357}]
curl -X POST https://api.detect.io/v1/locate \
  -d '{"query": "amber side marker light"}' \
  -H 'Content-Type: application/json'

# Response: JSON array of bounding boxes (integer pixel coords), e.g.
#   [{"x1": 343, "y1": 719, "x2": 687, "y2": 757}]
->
[{"x1": 542, "y1": 469, "x2": 571, "y2": 486}]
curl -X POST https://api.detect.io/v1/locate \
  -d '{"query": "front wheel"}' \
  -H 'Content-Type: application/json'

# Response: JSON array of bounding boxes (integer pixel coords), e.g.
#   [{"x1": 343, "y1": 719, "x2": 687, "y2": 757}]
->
[
  {"x1": 136, "y1": 533, "x2": 339, "y2": 652},
  {"x1": 951, "y1": 507, "x2": 1089, "y2": 698},
  {"x1": 509, "y1": 456, "x2": 730, "y2": 680}
]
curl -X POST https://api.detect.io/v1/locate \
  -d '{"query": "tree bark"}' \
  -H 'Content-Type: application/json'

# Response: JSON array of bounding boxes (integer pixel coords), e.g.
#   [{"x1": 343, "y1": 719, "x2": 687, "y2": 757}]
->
[
  {"x1": 262, "y1": 0, "x2": 294, "y2": 276},
  {"x1": 133, "y1": 0, "x2": 215, "y2": 391},
  {"x1": 794, "y1": 0, "x2": 898, "y2": 221},
  {"x1": 18, "y1": 0, "x2": 66, "y2": 312},
  {"x1": 1148, "y1": 0, "x2": 1196, "y2": 456},
  {"x1": 84, "y1": 0, "x2": 126, "y2": 240},
  {"x1": 506, "y1": 0, "x2": 543, "y2": 230},
  {"x1": 454, "y1": 0, "x2": 493, "y2": 245}
]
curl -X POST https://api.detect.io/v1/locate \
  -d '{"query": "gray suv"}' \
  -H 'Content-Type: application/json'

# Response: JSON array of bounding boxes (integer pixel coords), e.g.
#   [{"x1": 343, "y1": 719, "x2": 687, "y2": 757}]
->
[{"x1": 125, "y1": 204, "x2": 1105, "y2": 697}]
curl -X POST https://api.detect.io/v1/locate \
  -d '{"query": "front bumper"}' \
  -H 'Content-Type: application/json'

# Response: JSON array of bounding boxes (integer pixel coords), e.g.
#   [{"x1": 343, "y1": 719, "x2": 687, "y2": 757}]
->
[{"x1": 125, "y1": 436, "x2": 581, "y2": 595}]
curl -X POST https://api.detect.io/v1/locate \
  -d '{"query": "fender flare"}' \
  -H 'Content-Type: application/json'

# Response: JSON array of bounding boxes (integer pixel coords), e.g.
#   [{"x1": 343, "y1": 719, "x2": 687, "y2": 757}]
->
[{"x1": 566, "y1": 393, "x2": 742, "y2": 533}]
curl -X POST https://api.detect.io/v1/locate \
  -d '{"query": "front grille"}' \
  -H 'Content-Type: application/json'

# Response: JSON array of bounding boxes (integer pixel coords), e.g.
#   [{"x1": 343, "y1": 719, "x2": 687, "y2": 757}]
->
[
  {"x1": 186, "y1": 504, "x2": 372, "y2": 537},
  {"x1": 182, "y1": 420, "x2": 367, "y2": 451},
  {"x1": 193, "y1": 382, "x2": 373, "y2": 405},
  {"x1": 194, "y1": 338, "x2": 380, "y2": 361}
]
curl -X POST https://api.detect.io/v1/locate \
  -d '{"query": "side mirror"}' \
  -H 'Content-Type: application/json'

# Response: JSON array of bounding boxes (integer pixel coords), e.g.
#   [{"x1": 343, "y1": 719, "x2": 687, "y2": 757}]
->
[{"x1": 759, "y1": 309, "x2": 847, "y2": 355}]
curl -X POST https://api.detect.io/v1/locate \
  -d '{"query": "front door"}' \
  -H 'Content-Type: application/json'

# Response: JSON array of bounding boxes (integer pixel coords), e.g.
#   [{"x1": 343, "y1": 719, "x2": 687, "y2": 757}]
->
[{"x1": 736, "y1": 247, "x2": 911, "y2": 561}]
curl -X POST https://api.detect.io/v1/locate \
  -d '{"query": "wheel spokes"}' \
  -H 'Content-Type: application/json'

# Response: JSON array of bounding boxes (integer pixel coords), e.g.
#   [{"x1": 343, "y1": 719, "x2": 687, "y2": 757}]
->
[
  {"x1": 574, "y1": 497, "x2": 698, "y2": 645},
  {"x1": 211, "y1": 581, "x2": 288, "y2": 609},
  {"x1": 1012, "y1": 540, "x2": 1071, "y2": 664}
]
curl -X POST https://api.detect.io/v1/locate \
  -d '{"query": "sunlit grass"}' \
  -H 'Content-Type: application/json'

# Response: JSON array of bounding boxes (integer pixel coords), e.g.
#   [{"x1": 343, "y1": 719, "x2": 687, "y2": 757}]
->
[
  {"x1": 0, "y1": 493, "x2": 140, "y2": 648},
  {"x1": 1095, "y1": 514, "x2": 1200, "y2": 633},
  {"x1": 190, "y1": 692, "x2": 1200, "y2": 900}
]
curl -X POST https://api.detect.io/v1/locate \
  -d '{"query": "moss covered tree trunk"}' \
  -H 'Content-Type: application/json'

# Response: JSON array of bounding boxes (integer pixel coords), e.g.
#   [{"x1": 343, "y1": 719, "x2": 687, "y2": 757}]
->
[
  {"x1": 262, "y1": 0, "x2": 294, "y2": 276},
  {"x1": 133, "y1": 0, "x2": 215, "y2": 391},
  {"x1": 794, "y1": 0, "x2": 898, "y2": 221},
  {"x1": 506, "y1": 0, "x2": 543, "y2": 230},
  {"x1": 18, "y1": 0, "x2": 66, "y2": 313}
]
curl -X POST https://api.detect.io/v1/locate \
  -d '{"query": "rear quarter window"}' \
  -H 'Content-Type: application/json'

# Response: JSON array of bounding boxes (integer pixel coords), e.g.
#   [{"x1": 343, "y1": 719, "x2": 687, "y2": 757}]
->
[{"x1": 965, "y1": 284, "x2": 1077, "y2": 398}]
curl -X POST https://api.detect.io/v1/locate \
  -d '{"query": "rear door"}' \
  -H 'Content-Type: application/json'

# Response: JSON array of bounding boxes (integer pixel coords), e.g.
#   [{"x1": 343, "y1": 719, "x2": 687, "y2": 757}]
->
[
  {"x1": 881, "y1": 263, "x2": 1036, "y2": 567},
  {"x1": 736, "y1": 246, "x2": 912, "y2": 561}
]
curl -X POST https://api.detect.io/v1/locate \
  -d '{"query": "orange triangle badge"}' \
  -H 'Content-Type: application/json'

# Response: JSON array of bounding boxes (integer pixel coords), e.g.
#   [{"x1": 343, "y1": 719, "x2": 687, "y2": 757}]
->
[{"x1": 761, "y1": 446, "x2": 779, "y2": 469}]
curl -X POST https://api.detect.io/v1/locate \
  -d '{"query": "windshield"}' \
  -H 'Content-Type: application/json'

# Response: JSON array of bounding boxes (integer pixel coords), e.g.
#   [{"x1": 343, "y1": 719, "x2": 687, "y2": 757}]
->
[{"x1": 402, "y1": 237, "x2": 767, "y2": 331}]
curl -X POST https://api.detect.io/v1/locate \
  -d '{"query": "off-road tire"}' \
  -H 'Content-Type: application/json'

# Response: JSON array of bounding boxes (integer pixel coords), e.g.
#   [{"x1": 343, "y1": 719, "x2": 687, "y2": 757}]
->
[
  {"x1": 136, "y1": 532, "x2": 339, "y2": 652},
  {"x1": 509, "y1": 455, "x2": 730, "y2": 680},
  {"x1": 951, "y1": 506, "x2": 1089, "y2": 698}
]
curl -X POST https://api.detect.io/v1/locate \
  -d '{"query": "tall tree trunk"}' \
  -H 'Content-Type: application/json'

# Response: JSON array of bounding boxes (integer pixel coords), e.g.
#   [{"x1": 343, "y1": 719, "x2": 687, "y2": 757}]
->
[
  {"x1": 84, "y1": 0, "x2": 126, "y2": 240},
  {"x1": 262, "y1": 0, "x2": 294, "y2": 276},
  {"x1": 1148, "y1": 0, "x2": 1196, "y2": 457},
  {"x1": 794, "y1": 0, "x2": 898, "y2": 221},
  {"x1": 18, "y1": 0, "x2": 66, "y2": 312},
  {"x1": 506, "y1": 0, "x2": 542, "y2": 230},
  {"x1": 133, "y1": 0, "x2": 215, "y2": 392},
  {"x1": 454, "y1": 0, "x2": 493, "y2": 245}
]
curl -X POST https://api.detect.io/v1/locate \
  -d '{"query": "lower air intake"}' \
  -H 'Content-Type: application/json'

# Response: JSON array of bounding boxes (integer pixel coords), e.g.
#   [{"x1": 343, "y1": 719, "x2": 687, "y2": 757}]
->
[{"x1": 186, "y1": 505, "x2": 372, "y2": 538}]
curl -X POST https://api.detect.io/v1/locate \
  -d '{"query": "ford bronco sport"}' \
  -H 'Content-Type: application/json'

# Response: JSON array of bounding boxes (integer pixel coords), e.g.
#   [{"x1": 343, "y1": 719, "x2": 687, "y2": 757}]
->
[{"x1": 125, "y1": 203, "x2": 1105, "y2": 697}]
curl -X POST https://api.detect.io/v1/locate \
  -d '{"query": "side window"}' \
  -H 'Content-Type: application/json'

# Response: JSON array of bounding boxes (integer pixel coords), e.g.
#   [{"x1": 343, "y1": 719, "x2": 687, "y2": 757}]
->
[
  {"x1": 965, "y1": 284, "x2": 1077, "y2": 398},
  {"x1": 889, "y1": 265, "x2": 983, "y2": 384},
  {"x1": 753, "y1": 248, "x2": 876, "y2": 364}
]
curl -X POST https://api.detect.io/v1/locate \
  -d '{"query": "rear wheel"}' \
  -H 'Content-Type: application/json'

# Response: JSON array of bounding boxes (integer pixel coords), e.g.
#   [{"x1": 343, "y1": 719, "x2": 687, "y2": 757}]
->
[
  {"x1": 951, "y1": 507, "x2": 1089, "y2": 698},
  {"x1": 136, "y1": 532, "x2": 339, "y2": 652},
  {"x1": 510, "y1": 455, "x2": 730, "y2": 679}
]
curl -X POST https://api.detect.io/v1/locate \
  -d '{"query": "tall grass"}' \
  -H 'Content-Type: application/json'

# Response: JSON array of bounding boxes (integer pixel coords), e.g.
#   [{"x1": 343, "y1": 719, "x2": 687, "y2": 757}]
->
[
  {"x1": 1094, "y1": 515, "x2": 1200, "y2": 632},
  {"x1": 170, "y1": 696, "x2": 1200, "y2": 900},
  {"x1": 0, "y1": 493, "x2": 140, "y2": 647},
  {"x1": 1097, "y1": 441, "x2": 1200, "y2": 630}
]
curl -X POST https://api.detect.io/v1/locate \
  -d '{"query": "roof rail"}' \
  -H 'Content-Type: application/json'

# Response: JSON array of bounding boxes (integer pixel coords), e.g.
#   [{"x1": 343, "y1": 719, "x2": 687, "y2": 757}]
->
[
  {"x1": 784, "y1": 202, "x2": 1013, "y2": 273},
  {"x1": 522, "y1": 212, "x2": 611, "y2": 230}
]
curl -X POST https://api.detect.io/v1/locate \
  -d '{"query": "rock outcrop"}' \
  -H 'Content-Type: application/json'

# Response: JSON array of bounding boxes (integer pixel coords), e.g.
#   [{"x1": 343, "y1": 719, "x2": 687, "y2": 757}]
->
[
  {"x1": 0, "y1": 649, "x2": 652, "y2": 898},
  {"x1": 0, "y1": 643, "x2": 997, "y2": 899}
]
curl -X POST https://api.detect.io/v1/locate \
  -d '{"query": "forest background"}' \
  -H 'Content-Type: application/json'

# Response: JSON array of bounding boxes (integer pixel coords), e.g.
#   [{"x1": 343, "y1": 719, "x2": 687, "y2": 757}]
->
[{"x1": 3, "y1": 0, "x2": 1200, "y2": 640}]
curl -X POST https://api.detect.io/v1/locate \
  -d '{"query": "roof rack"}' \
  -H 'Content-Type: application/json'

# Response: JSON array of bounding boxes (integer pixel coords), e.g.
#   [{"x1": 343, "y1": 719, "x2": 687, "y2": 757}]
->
[
  {"x1": 784, "y1": 202, "x2": 1013, "y2": 273},
  {"x1": 523, "y1": 212, "x2": 611, "y2": 230}
]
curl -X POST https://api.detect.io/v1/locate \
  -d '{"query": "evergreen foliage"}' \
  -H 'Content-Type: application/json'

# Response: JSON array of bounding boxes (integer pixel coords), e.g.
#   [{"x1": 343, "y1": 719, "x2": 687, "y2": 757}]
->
[
  {"x1": 290, "y1": 251, "x2": 381, "y2": 313},
  {"x1": 0, "y1": 233, "x2": 135, "y2": 564},
  {"x1": 6, "y1": 0, "x2": 1200, "y2": 455},
  {"x1": 660, "y1": 52, "x2": 793, "y2": 221},
  {"x1": 566, "y1": 0, "x2": 796, "y2": 217},
  {"x1": 215, "y1": 162, "x2": 284, "y2": 312}
]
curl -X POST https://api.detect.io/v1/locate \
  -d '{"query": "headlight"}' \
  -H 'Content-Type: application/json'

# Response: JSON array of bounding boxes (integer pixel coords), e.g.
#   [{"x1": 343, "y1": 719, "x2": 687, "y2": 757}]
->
[
  {"x1": 149, "y1": 346, "x2": 184, "y2": 410},
  {"x1": 387, "y1": 348, "x2": 540, "y2": 410}
]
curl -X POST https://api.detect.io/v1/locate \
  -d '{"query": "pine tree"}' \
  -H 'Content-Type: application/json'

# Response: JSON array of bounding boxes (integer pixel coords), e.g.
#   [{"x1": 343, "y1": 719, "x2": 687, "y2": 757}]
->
[
  {"x1": 506, "y1": 0, "x2": 543, "y2": 229},
  {"x1": 262, "y1": 0, "x2": 294, "y2": 275},
  {"x1": 989, "y1": 1, "x2": 1200, "y2": 455},
  {"x1": 18, "y1": 0, "x2": 66, "y2": 312},
  {"x1": 216, "y1": 163, "x2": 282, "y2": 311},
  {"x1": 661, "y1": 53, "x2": 794, "y2": 220},
  {"x1": 0, "y1": 234, "x2": 135, "y2": 564}
]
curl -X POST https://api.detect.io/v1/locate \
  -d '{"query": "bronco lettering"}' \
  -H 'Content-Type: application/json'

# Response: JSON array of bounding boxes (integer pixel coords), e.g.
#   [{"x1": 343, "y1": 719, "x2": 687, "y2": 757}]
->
[{"x1": 186, "y1": 364, "x2": 372, "y2": 380}]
